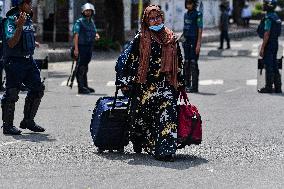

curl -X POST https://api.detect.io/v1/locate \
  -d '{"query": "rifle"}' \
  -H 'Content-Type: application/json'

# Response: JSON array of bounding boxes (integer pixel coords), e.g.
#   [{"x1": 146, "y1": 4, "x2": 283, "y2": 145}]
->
[{"x1": 67, "y1": 59, "x2": 79, "y2": 89}]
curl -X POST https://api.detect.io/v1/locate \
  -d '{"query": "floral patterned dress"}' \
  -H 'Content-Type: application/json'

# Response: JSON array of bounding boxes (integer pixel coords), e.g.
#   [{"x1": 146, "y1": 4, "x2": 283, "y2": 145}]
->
[{"x1": 117, "y1": 34, "x2": 184, "y2": 156}]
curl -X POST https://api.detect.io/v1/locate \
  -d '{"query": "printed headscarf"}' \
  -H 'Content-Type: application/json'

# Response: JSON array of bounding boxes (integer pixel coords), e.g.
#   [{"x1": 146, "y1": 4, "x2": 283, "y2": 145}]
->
[{"x1": 137, "y1": 5, "x2": 178, "y2": 89}]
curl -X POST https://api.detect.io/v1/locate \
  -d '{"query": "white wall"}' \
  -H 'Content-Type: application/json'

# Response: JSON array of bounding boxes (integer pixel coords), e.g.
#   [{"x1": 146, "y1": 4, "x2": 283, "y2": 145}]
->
[
  {"x1": 123, "y1": 0, "x2": 131, "y2": 31},
  {"x1": 1, "y1": 0, "x2": 11, "y2": 17},
  {"x1": 151, "y1": 0, "x2": 220, "y2": 31}
]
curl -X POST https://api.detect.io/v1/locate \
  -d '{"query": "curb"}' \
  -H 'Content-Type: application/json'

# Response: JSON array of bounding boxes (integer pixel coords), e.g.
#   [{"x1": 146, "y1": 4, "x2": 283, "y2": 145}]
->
[{"x1": 46, "y1": 29, "x2": 260, "y2": 63}]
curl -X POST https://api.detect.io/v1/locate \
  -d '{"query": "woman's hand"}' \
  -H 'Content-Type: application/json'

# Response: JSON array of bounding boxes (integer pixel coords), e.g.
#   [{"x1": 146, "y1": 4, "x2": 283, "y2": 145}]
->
[
  {"x1": 95, "y1": 33, "x2": 100, "y2": 41},
  {"x1": 196, "y1": 43, "x2": 201, "y2": 55},
  {"x1": 16, "y1": 12, "x2": 27, "y2": 29},
  {"x1": 74, "y1": 48, "x2": 79, "y2": 59},
  {"x1": 259, "y1": 48, "x2": 264, "y2": 58}
]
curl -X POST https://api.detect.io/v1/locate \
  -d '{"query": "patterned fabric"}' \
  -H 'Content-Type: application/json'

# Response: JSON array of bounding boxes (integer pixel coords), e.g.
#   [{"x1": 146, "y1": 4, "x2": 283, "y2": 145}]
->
[{"x1": 118, "y1": 34, "x2": 184, "y2": 156}]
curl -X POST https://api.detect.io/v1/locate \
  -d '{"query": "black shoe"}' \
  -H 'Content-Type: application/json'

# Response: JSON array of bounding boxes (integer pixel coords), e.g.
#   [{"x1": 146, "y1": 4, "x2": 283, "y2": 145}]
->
[
  {"x1": 258, "y1": 87, "x2": 272, "y2": 93},
  {"x1": 78, "y1": 87, "x2": 91, "y2": 94},
  {"x1": 218, "y1": 47, "x2": 223, "y2": 50},
  {"x1": 87, "y1": 87, "x2": 95, "y2": 93},
  {"x1": 226, "y1": 46, "x2": 231, "y2": 49},
  {"x1": 164, "y1": 155, "x2": 175, "y2": 162},
  {"x1": 2, "y1": 126, "x2": 22, "y2": 135},
  {"x1": 20, "y1": 120, "x2": 45, "y2": 132}
]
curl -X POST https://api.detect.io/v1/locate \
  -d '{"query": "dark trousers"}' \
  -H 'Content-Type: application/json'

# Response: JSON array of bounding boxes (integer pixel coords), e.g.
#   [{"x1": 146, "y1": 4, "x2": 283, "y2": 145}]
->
[
  {"x1": 182, "y1": 38, "x2": 200, "y2": 89},
  {"x1": 220, "y1": 30, "x2": 230, "y2": 49},
  {"x1": 242, "y1": 17, "x2": 250, "y2": 27},
  {"x1": 3, "y1": 57, "x2": 42, "y2": 92},
  {"x1": 263, "y1": 41, "x2": 281, "y2": 89},
  {"x1": 76, "y1": 45, "x2": 92, "y2": 89},
  {"x1": 0, "y1": 59, "x2": 4, "y2": 88},
  {"x1": 1, "y1": 57, "x2": 44, "y2": 126}
]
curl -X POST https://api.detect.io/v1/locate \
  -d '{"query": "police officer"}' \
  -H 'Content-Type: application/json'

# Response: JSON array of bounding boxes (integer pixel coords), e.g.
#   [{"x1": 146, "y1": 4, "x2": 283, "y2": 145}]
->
[
  {"x1": 183, "y1": 0, "x2": 203, "y2": 93},
  {"x1": 258, "y1": 0, "x2": 282, "y2": 93},
  {"x1": 73, "y1": 3, "x2": 100, "y2": 94},
  {"x1": 0, "y1": 1, "x2": 4, "y2": 91},
  {"x1": 1, "y1": 0, "x2": 45, "y2": 135},
  {"x1": 218, "y1": 2, "x2": 231, "y2": 50}
]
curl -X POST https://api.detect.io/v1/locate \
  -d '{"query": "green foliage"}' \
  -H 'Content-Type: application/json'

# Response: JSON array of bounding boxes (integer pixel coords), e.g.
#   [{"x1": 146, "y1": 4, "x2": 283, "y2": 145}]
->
[
  {"x1": 94, "y1": 37, "x2": 121, "y2": 51},
  {"x1": 255, "y1": 2, "x2": 263, "y2": 11}
]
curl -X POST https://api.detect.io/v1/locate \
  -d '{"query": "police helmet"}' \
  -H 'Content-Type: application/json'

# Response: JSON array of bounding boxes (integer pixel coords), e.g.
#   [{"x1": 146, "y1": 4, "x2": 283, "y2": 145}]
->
[
  {"x1": 264, "y1": 0, "x2": 277, "y2": 11},
  {"x1": 81, "y1": 3, "x2": 95, "y2": 14},
  {"x1": 185, "y1": 0, "x2": 199, "y2": 9},
  {"x1": 0, "y1": 1, "x2": 3, "y2": 11}
]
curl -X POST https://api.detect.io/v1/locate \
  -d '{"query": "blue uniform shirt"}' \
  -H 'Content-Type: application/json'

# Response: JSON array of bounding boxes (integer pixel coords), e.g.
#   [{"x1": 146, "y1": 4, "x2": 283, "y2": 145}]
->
[
  {"x1": 73, "y1": 16, "x2": 97, "y2": 45},
  {"x1": 3, "y1": 10, "x2": 36, "y2": 57},
  {"x1": 183, "y1": 10, "x2": 203, "y2": 38}
]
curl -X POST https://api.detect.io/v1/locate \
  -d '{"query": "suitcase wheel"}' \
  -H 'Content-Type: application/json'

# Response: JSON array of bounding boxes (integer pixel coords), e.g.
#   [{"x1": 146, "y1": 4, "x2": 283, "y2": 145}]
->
[{"x1": 97, "y1": 148, "x2": 105, "y2": 153}]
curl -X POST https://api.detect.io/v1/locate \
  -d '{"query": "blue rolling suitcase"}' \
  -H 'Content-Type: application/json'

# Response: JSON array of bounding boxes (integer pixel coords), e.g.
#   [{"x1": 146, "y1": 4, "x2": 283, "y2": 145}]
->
[{"x1": 90, "y1": 88, "x2": 129, "y2": 153}]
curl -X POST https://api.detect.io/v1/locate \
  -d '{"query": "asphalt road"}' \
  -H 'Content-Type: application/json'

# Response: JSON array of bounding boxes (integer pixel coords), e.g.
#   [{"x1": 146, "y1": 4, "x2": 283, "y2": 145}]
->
[{"x1": 0, "y1": 37, "x2": 284, "y2": 189}]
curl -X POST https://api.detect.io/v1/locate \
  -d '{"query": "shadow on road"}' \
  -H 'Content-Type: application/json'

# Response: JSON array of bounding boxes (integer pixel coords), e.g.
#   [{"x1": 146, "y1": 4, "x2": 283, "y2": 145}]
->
[
  {"x1": 79, "y1": 93, "x2": 108, "y2": 97},
  {"x1": 11, "y1": 133, "x2": 56, "y2": 143},
  {"x1": 49, "y1": 71, "x2": 70, "y2": 78},
  {"x1": 194, "y1": 92, "x2": 217, "y2": 96},
  {"x1": 98, "y1": 152, "x2": 208, "y2": 170}
]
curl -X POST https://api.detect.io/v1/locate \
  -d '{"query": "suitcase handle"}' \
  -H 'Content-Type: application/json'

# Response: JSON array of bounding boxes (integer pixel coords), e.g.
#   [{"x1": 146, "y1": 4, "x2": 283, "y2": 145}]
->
[{"x1": 111, "y1": 85, "x2": 128, "y2": 110}]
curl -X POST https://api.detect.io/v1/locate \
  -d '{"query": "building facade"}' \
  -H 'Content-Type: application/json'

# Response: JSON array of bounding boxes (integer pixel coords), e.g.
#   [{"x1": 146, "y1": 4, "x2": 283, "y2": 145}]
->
[{"x1": 2, "y1": 0, "x2": 257, "y2": 43}]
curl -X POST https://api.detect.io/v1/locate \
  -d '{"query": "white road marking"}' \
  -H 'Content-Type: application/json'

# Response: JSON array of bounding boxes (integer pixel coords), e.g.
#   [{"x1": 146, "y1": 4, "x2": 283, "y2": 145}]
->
[
  {"x1": 246, "y1": 79, "x2": 257, "y2": 86},
  {"x1": 61, "y1": 80, "x2": 93, "y2": 87},
  {"x1": 225, "y1": 87, "x2": 242, "y2": 93},
  {"x1": 231, "y1": 44, "x2": 243, "y2": 48},
  {"x1": 61, "y1": 80, "x2": 77, "y2": 86},
  {"x1": 199, "y1": 79, "x2": 224, "y2": 86},
  {"x1": 105, "y1": 79, "x2": 259, "y2": 87},
  {"x1": 0, "y1": 141, "x2": 21, "y2": 147},
  {"x1": 106, "y1": 81, "x2": 116, "y2": 87}
]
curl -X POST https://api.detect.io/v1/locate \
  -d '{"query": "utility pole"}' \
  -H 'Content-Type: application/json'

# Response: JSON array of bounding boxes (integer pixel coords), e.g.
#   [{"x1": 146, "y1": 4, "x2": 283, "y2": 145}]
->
[
  {"x1": 138, "y1": 0, "x2": 143, "y2": 30},
  {"x1": 233, "y1": 0, "x2": 245, "y2": 25}
]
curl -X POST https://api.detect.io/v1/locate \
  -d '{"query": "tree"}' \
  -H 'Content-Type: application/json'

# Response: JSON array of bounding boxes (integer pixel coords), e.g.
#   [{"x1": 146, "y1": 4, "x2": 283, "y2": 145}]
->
[
  {"x1": 233, "y1": 0, "x2": 245, "y2": 25},
  {"x1": 104, "y1": 0, "x2": 125, "y2": 44}
]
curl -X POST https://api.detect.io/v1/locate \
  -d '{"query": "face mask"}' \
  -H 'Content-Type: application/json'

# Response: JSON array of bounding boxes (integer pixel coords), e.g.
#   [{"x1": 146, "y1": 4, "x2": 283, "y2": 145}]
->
[{"x1": 149, "y1": 24, "x2": 164, "y2": 31}]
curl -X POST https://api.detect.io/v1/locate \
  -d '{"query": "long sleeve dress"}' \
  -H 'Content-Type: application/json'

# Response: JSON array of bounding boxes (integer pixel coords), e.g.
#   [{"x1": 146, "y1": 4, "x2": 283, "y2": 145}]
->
[{"x1": 117, "y1": 33, "x2": 184, "y2": 157}]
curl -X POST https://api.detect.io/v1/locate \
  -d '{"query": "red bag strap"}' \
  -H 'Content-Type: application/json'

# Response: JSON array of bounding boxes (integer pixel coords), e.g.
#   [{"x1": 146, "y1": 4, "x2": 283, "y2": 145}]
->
[{"x1": 179, "y1": 88, "x2": 191, "y2": 105}]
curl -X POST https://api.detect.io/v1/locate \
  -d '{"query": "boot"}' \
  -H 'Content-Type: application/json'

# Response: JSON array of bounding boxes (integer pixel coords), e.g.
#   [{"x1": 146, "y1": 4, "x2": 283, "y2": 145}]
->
[
  {"x1": 274, "y1": 72, "x2": 282, "y2": 93},
  {"x1": 258, "y1": 71, "x2": 273, "y2": 93},
  {"x1": 78, "y1": 87, "x2": 91, "y2": 94},
  {"x1": 83, "y1": 69, "x2": 95, "y2": 93},
  {"x1": 20, "y1": 96, "x2": 45, "y2": 132},
  {"x1": 76, "y1": 66, "x2": 91, "y2": 94},
  {"x1": 189, "y1": 61, "x2": 199, "y2": 93},
  {"x1": 2, "y1": 101, "x2": 22, "y2": 135}
]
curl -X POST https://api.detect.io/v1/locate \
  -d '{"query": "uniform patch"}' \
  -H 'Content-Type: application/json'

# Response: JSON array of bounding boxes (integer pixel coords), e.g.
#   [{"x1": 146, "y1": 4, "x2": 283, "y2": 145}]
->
[{"x1": 7, "y1": 25, "x2": 14, "y2": 33}]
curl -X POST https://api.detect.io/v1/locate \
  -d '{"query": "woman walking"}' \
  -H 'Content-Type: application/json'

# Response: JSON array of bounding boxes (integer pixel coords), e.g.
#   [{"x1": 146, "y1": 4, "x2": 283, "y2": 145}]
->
[{"x1": 117, "y1": 5, "x2": 184, "y2": 162}]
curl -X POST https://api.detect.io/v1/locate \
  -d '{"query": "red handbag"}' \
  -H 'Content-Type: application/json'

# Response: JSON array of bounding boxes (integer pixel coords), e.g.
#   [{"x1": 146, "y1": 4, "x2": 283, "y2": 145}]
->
[{"x1": 177, "y1": 89, "x2": 202, "y2": 148}]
